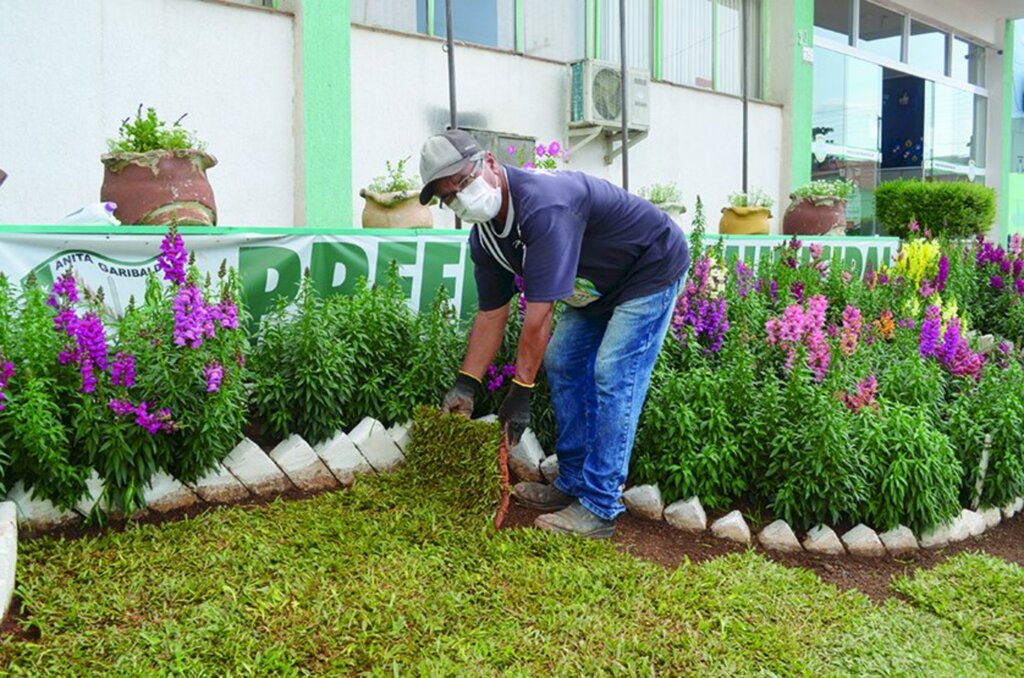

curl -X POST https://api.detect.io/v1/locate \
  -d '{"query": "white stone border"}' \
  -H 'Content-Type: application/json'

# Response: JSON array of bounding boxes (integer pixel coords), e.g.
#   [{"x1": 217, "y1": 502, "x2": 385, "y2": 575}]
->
[{"x1": 0, "y1": 502, "x2": 16, "y2": 622}]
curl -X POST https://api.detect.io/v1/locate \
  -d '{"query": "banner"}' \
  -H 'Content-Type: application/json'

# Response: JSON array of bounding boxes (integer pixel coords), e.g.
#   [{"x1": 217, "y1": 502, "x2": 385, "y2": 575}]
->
[{"x1": 0, "y1": 228, "x2": 900, "y2": 327}]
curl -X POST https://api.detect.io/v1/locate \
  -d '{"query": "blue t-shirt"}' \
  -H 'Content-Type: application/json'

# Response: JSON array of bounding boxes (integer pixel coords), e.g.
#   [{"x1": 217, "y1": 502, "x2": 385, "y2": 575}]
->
[{"x1": 470, "y1": 165, "x2": 690, "y2": 315}]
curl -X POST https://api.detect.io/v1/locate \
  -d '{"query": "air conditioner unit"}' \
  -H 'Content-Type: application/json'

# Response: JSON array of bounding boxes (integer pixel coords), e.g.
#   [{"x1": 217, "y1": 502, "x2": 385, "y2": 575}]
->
[{"x1": 569, "y1": 59, "x2": 650, "y2": 132}]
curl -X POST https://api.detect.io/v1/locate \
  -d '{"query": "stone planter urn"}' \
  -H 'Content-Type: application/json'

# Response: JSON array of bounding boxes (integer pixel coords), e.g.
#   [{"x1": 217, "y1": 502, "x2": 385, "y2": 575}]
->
[
  {"x1": 101, "y1": 149, "x2": 217, "y2": 226},
  {"x1": 719, "y1": 206, "x2": 771, "y2": 235},
  {"x1": 359, "y1": 189, "x2": 433, "y2": 229},
  {"x1": 782, "y1": 195, "x2": 848, "y2": 236}
]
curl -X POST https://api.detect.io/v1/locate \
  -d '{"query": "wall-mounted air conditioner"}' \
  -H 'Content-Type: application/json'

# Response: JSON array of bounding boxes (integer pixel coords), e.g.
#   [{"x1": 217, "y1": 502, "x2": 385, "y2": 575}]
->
[{"x1": 569, "y1": 59, "x2": 650, "y2": 132}]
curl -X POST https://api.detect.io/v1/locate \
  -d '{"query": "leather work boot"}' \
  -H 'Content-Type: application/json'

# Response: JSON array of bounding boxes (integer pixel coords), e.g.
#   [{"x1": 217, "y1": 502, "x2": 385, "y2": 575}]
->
[
  {"x1": 534, "y1": 501, "x2": 615, "y2": 539},
  {"x1": 513, "y1": 481, "x2": 574, "y2": 511}
]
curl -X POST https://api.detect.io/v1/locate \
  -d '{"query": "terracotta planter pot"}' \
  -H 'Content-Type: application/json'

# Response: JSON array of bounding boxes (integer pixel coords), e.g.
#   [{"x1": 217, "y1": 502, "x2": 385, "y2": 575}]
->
[
  {"x1": 360, "y1": 189, "x2": 433, "y2": 228},
  {"x1": 719, "y1": 206, "x2": 771, "y2": 235},
  {"x1": 101, "y1": 149, "x2": 217, "y2": 226},
  {"x1": 783, "y1": 196, "x2": 848, "y2": 236}
]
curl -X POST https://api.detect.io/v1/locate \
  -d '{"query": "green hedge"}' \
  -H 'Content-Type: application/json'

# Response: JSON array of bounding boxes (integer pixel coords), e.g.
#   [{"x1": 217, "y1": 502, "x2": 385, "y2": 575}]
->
[{"x1": 875, "y1": 180, "x2": 996, "y2": 238}]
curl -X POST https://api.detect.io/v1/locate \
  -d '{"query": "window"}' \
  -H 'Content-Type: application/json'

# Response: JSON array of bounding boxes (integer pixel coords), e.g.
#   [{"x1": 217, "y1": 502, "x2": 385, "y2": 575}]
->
[
  {"x1": 814, "y1": 0, "x2": 851, "y2": 45},
  {"x1": 661, "y1": 0, "x2": 763, "y2": 97},
  {"x1": 926, "y1": 82, "x2": 987, "y2": 176},
  {"x1": 350, "y1": 0, "x2": 418, "y2": 33},
  {"x1": 951, "y1": 36, "x2": 986, "y2": 87},
  {"x1": 908, "y1": 21, "x2": 946, "y2": 74},
  {"x1": 662, "y1": 0, "x2": 713, "y2": 89},
  {"x1": 599, "y1": 0, "x2": 651, "y2": 71},
  {"x1": 520, "y1": 0, "x2": 586, "y2": 62},
  {"x1": 417, "y1": 0, "x2": 515, "y2": 51},
  {"x1": 716, "y1": 0, "x2": 762, "y2": 96},
  {"x1": 859, "y1": 1, "x2": 903, "y2": 62}
]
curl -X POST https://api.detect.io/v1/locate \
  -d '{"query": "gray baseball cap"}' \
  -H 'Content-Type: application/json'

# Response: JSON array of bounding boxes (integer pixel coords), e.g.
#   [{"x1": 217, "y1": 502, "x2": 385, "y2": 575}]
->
[{"x1": 418, "y1": 129, "x2": 483, "y2": 204}]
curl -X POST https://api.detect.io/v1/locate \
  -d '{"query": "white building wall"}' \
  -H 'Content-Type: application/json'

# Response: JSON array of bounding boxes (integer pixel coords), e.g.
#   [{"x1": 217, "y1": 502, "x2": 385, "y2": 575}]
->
[
  {"x1": 0, "y1": 0, "x2": 295, "y2": 226},
  {"x1": 351, "y1": 26, "x2": 783, "y2": 233}
]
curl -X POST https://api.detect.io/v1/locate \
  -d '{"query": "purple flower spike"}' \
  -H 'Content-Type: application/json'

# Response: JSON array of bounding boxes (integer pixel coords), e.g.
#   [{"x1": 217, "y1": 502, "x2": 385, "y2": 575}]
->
[
  {"x1": 110, "y1": 352, "x2": 136, "y2": 388},
  {"x1": 157, "y1": 227, "x2": 188, "y2": 286},
  {"x1": 918, "y1": 305, "x2": 942, "y2": 358},
  {"x1": 204, "y1": 362, "x2": 224, "y2": 393}
]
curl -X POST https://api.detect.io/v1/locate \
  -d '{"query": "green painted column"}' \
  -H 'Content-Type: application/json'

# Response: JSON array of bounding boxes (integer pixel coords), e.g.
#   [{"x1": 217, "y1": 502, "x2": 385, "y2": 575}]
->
[
  {"x1": 1001, "y1": 18, "x2": 1015, "y2": 240},
  {"x1": 302, "y1": 0, "x2": 352, "y2": 228},
  {"x1": 790, "y1": 0, "x2": 814, "y2": 191}
]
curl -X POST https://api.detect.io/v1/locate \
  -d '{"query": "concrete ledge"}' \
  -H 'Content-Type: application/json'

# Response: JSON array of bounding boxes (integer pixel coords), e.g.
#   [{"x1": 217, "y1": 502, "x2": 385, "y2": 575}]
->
[
  {"x1": 222, "y1": 438, "x2": 293, "y2": 497},
  {"x1": 270, "y1": 435, "x2": 339, "y2": 492},
  {"x1": 314, "y1": 431, "x2": 374, "y2": 486}
]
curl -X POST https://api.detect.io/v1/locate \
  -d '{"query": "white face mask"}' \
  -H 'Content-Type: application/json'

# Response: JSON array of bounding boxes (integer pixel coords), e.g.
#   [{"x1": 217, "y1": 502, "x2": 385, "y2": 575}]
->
[{"x1": 450, "y1": 176, "x2": 502, "y2": 224}]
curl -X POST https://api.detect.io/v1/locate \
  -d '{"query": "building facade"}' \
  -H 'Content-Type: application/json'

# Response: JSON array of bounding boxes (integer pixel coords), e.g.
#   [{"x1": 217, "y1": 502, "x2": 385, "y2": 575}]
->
[{"x1": 1, "y1": 0, "x2": 1021, "y2": 237}]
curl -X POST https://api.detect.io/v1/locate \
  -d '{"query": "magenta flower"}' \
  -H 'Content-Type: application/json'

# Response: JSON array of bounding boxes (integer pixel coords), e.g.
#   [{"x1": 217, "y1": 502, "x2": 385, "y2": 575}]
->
[
  {"x1": 934, "y1": 255, "x2": 949, "y2": 292},
  {"x1": 547, "y1": 141, "x2": 561, "y2": 157},
  {"x1": 1010, "y1": 234, "x2": 1022, "y2": 257},
  {"x1": 991, "y1": 275, "x2": 1004, "y2": 290},
  {"x1": 46, "y1": 272, "x2": 79, "y2": 308},
  {"x1": 110, "y1": 352, "x2": 136, "y2": 388},
  {"x1": 109, "y1": 398, "x2": 136, "y2": 416},
  {"x1": 839, "y1": 305, "x2": 862, "y2": 356},
  {"x1": 0, "y1": 359, "x2": 14, "y2": 411},
  {"x1": 809, "y1": 243, "x2": 824, "y2": 260},
  {"x1": 157, "y1": 227, "x2": 187, "y2": 286},
  {"x1": 486, "y1": 363, "x2": 517, "y2": 392},
  {"x1": 204, "y1": 362, "x2": 224, "y2": 392},
  {"x1": 535, "y1": 144, "x2": 545, "y2": 158},
  {"x1": 507, "y1": 144, "x2": 516, "y2": 155},
  {"x1": 173, "y1": 285, "x2": 215, "y2": 349},
  {"x1": 842, "y1": 271, "x2": 853, "y2": 284},
  {"x1": 1016, "y1": 279, "x2": 1024, "y2": 296},
  {"x1": 919, "y1": 305, "x2": 942, "y2": 358},
  {"x1": 790, "y1": 281, "x2": 805, "y2": 302},
  {"x1": 524, "y1": 161, "x2": 536, "y2": 169},
  {"x1": 840, "y1": 374, "x2": 879, "y2": 413}
]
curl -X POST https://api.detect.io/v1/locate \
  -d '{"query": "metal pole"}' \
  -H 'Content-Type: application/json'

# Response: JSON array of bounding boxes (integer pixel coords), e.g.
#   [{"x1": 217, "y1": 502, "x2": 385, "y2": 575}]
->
[
  {"x1": 445, "y1": 0, "x2": 462, "y2": 229},
  {"x1": 619, "y1": 0, "x2": 629, "y2": 190},
  {"x1": 741, "y1": 0, "x2": 749, "y2": 193}
]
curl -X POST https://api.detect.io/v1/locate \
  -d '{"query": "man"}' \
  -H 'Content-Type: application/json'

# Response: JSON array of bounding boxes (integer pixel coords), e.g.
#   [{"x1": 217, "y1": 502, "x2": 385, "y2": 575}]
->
[{"x1": 420, "y1": 129, "x2": 689, "y2": 539}]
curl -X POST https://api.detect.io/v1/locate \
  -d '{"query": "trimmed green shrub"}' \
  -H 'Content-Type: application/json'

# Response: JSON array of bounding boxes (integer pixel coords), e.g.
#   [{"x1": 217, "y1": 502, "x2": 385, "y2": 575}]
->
[{"x1": 875, "y1": 180, "x2": 996, "y2": 238}]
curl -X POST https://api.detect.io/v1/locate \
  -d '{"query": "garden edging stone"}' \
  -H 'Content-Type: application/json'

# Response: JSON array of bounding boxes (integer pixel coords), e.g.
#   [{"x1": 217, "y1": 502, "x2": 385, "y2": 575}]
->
[
  {"x1": 314, "y1": 430, "x2": 375, "y2": 486},
  {"x1": 187, "y1": 462, "x2": 251, "y2": 504},
  {"x1": 841, "y1": 524, "x2": 886, "y2": 557},
  {"x1": 803, "y1": 525, "x2": 845, "y2": 555},
  {"x1": 877, "y1": 526, "x2": 919, "y2": 555},
  {"x1": 960, "y1": 509, "x2": 986, "y2": 538},
  {"x1": 711, "y1": 510, "x2": 751, "y2": 544},
  {"x1": 143, "y1": 471, "x2": 201, "y2": 513},
  {"x1": 508, "y1": 429, "x2": 545, "y2": 483},
  {"x1": 350, "y1": 417, "x2": 405, "y2": 473},
  {"x1": 222, "y1": 437, "x2": 294, "y2": 497},
  {"x1": 622, "y1": 485, "x2": 664, "y2": 521},
  {"x1": 919, "y1": 524, "x2": 951, "y2": 549},
  {"x1": 4, "y1": 481, "x2": 79, "y2": 531},
  {"x1": 664, "y1": 497, "x2": 706, "y2": 532},
  {"x1": 74, "y1": 471, "x2": 106, "y2": 518},
  {"x1": 979, "y1": 507, "x2": 1002, "y2": 529},
  {"x1": 0, "y1": 501, "x2": 16, "y2": 624},
  {"x1": 757, "y1": 520, "x2": 802, "y2": 552},
  {"x1": 270, "y1": 435, "x2": 339, "y2": 492}
]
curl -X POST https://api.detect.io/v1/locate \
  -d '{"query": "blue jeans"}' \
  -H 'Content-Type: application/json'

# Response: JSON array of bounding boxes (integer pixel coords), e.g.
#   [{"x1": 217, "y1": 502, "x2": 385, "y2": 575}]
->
[{"x1": 544, "y1": 278, "x2": 683, "y2": 520}]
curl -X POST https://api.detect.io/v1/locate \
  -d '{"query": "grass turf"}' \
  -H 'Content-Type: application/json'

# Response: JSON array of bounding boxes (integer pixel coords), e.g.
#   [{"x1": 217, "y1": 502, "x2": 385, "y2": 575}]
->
[{"x1": 1, "y1": 472, "x2": 1021, "y2": 675}]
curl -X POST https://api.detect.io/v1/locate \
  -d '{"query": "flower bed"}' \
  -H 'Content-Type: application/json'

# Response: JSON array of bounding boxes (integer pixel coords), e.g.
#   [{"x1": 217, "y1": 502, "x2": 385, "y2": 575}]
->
[{"x1": 0, "y1": 217, "x2": 1022, "y2": 538}]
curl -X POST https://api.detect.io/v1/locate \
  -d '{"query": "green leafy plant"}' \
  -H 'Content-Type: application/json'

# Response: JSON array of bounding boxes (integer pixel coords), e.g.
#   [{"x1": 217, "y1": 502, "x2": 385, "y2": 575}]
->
[
  {"x1": 107, "y1": 104, "x2": 206, "y2": 153},
  {"x1": 854, "y1": 402, "x2": 962, "y2": 534},
  {"x1": 638, "y1": 182, "x2": 684, "y2": 206},
  {"x1": 367, "y1": 157, "x2": 419, "y2": 194},
  {"x1": 875, "y1": 179, "x2": 996, "y2": 238},
  {"x1": 508, "y1": 140, "x2": 564, "y2": 170},
  {"x1": 791, "y1": 178, "x2": 856, "y2": 202},
  {"x1": 727, "y1": 189, "x2": 774, "y2": 210},
  {"x1": 251, "y1": 274, "x2": 357, "y2": 446}
]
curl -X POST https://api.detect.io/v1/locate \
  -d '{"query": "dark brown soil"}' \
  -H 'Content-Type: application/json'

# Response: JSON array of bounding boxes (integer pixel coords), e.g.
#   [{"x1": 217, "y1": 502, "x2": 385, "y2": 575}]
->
[{"x1": 506, "y1": 504, "x2": 1024, "y2": 602}]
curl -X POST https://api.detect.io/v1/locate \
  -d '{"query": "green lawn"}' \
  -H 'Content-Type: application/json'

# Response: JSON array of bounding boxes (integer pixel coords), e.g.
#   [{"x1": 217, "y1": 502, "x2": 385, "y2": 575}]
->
[{"x1": 1, "y1": 473, "x2": 1021, "y2": 676}]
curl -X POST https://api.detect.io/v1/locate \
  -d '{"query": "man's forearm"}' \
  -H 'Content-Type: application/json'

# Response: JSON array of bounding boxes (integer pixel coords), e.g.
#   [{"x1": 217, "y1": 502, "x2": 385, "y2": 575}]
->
[
  {"x1": 514, "y1": 302, "x2": 553, "y2": 384},
  {"x1": 460, "y1": 303, "x2": 510, "y2": 379}
]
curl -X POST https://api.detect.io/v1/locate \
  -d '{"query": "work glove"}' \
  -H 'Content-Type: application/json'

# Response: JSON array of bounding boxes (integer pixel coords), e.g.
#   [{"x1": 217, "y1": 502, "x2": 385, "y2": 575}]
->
[
  {"x1": 498, "y1": 380, "x2": 533, "y2": 447},
  {"x1": 441, "y1": 372, "x2": 480, "y2": 418}
]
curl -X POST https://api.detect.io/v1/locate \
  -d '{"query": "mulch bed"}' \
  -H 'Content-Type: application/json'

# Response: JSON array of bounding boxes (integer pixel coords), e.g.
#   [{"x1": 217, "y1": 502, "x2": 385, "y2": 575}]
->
[{"x1": 506, "y1": 504, "x2": 1024, "y2": 602}]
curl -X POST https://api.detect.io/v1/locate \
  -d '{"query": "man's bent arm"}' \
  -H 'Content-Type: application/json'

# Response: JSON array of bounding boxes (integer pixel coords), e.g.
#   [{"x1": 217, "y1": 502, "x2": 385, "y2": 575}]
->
[
  {"x1": 514, "y1": 302, "x2": 553, "y2": 384},
  {"x1": 460, "y1": 302, "x2": 511, "y2": 379}
]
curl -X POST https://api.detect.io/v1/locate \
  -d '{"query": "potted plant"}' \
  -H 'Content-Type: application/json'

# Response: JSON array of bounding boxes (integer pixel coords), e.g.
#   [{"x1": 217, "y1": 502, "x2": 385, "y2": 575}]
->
[
  {"x1": 101, "y1": 105, "x2": 217, "y2": 226},
  {"x1": 637, "y1": 182, "x2": 687, "y2": 223},
  {"x1": 719, "y1": 189, "x2": 773, "y2": 235},
  {"x1": 359, "y1": 157, "x2": 433, "y2": 228},
  {"x1": 782, "y1": 179, "x2": 856, "y2": 236}
]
